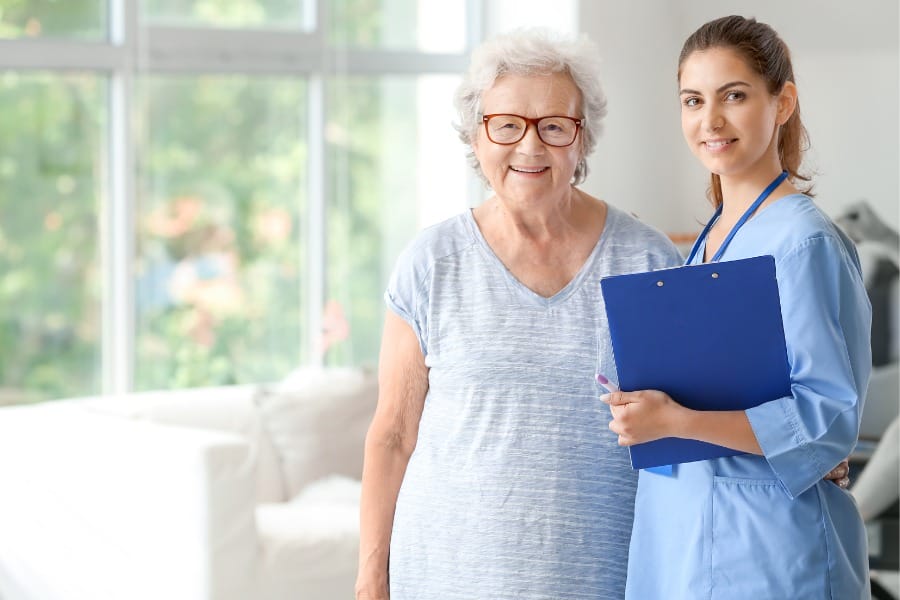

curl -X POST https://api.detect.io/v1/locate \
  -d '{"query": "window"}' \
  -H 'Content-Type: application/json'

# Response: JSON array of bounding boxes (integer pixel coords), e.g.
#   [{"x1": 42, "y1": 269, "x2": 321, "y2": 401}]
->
[
  {"x1": 135, "y1": 76, "x2": 309, "y2": 389},
  {"x1": 325, "y1": 74, "x2": 465, "y2": 366},
  {"x1": 0, "y1": 0, "x2": 477, "y2": 402}
]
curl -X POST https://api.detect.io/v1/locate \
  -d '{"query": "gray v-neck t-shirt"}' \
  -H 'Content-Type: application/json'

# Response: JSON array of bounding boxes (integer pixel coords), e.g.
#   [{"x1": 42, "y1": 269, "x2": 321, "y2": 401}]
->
[{"x1": 385, "y1": 204, "x2": 682, "y2": 599}]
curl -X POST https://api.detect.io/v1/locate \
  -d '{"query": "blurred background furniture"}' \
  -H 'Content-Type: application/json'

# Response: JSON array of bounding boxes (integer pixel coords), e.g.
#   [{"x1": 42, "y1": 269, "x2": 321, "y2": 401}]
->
[
  {"x1": 0, "y1": 368, "x2": 376, "y2": 600},
  {"x1": 839, "y1": 200, "x2": 900, "y2": 600}
]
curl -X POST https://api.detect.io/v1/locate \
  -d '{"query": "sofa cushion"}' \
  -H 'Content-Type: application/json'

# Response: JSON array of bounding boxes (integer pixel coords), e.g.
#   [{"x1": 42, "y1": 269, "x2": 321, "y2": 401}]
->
[
  {"x1": 256, "y1": 475, "x2": 360, "y2": 600},
  {"x1": 254, "y1": 367, "x2": 377, "y2": 499},
  {"x1": 81, "y1": 385, "x2": 285, "y2": 504}
]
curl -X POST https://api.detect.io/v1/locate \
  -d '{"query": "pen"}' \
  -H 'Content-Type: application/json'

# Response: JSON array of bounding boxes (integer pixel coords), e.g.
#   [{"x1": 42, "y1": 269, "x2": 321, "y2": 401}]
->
[{"x1": 595, "y1": 373, "x2": 619, "y2": 394}]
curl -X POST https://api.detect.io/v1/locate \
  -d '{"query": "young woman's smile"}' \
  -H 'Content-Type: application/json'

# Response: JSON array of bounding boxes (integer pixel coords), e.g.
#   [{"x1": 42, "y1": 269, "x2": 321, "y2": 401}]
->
[{"x1": 703, "y1": 137, "x2": 737, "y2": 153}]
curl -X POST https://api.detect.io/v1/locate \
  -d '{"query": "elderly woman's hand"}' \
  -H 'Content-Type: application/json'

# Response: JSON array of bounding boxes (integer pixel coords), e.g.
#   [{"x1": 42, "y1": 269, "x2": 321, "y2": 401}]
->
[
  {"x1": 355, "y1": 558, "x2": 390, "y2": 599},
  {"x1": 355, "y1": 577, "x2": 389, "y2": 600},
  {"x1": 825, "y1": 459, "x2": 851, "y2": 489},
  {"x1": 602, "y1": 389, "x2": 687, "y2": 446}
]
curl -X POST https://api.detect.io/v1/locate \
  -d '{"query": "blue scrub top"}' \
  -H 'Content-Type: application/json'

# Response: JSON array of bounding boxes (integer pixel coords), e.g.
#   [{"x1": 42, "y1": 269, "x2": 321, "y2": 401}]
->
[{"x1": 625, "y1": 195, "x2": 872, "y2": 599}]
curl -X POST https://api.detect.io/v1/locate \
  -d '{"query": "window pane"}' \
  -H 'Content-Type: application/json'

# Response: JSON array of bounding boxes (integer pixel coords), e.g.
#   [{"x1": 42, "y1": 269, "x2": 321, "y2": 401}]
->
[
  {"x1": 325, "y1": 75, "x2": 466, "y2": 367},
  {"x1": 0, "y1": 73, "x2": 105, "y2": 404},
  {"x1": 330, "y1": 0, "x2": 466, "y2": 53},
  {"x1": 136, "y1": 76, "x2": 307, "y2": 390},
  {"x1": 142, "y1": 0, "x2": 311, "y2": 29},
  {"x1": 0, "y1": 0, "x2": 106, "y2": 40}
]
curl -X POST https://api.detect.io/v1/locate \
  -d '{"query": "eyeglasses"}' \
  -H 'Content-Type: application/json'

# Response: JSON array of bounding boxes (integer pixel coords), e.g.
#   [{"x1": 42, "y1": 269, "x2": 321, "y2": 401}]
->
[{"x1": 482, "y1": 114, "x2": 584, "y2": 147}]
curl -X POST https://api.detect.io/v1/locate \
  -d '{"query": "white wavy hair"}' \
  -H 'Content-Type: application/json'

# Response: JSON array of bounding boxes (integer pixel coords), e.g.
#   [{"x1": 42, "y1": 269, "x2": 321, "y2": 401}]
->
[{"x1": 453, "y1": 28, "x2": 607, "y2": 186}]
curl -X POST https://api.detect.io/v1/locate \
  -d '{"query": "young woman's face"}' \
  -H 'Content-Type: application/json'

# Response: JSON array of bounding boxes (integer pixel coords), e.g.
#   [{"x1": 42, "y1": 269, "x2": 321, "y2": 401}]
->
[
  {"x1": 679, "y1": 47, "x2": 793, "y2": 181},
  {"x1": 473, "y1": 72, "x2": 583, "y2": 205}
]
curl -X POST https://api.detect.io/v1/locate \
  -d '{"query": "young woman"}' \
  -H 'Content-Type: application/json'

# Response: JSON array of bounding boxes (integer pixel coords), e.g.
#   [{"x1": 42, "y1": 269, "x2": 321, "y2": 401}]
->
[{"x1": 603, "y1": 15, "x2": 872, "y2": 599}]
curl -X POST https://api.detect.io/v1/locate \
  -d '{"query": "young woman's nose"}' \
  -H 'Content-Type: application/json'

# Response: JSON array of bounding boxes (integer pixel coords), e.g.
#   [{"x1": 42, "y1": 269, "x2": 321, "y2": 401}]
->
[{"x1": 703, "y1": 106, "x2": 725, "y2": 132}]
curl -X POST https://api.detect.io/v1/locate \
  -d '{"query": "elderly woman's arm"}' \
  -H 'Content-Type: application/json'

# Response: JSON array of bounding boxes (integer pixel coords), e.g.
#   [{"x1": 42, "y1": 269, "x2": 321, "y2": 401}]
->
[{"x1": 356, "y1": 311, "x2": 428, "y2": 600}]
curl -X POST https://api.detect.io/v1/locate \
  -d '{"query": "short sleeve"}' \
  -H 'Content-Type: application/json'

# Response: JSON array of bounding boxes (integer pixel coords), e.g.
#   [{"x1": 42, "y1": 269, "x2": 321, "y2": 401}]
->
[
  {"x1": 384, "y1": 244, "x2": 430, "y2": 357},
  {"x1": 746, "y1": 235, "x2": 872, "y2": 498}
]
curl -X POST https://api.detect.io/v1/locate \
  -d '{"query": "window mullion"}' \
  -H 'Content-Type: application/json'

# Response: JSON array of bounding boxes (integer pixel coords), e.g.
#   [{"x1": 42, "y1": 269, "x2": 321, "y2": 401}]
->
[
  {"x1": 466, "y1": 0, "x2": 486, "y2": 52},
  {"x1": 465, "y1": 0, "x2": 487, "y2": 208},
  {"x1": 143, "y1": 26, "x2": 324, "y2": 74},
  {"x1": 103, "y1": 0, "x2": 138, "y2": 394},
  {"x1": 306, "y1": 75, "x2": 326, "y2": 367},
  {"x1": 0, "y1": 39, "x2": 125, "y2": 70}
]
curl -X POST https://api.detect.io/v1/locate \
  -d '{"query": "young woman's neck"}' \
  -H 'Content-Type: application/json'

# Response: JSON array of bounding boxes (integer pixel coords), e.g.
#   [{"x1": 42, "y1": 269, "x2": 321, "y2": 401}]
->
[{"x1": 718, "y1": 165, "x2": 793, "y2": 222}]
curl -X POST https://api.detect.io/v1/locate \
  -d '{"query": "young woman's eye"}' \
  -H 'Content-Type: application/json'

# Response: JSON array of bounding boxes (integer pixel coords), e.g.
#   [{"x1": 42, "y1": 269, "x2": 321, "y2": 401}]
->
[
  {"x1": 683, "y1": 97, "x2": 700, "y2": 108},
  {"x1": 725, "y1": 91, "x2": 746, "y2": 101}
]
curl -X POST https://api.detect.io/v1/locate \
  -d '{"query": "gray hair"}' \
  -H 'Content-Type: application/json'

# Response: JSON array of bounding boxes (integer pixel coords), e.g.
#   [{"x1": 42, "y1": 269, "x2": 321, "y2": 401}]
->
[{"x1": 453, "y1": 28, "x2": 607, "y2": 186}]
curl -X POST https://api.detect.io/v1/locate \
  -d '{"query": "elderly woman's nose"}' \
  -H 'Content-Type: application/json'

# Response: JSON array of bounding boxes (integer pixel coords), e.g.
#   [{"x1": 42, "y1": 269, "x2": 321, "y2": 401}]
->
[{"x1": 516, "y1": 124, "x2": 546, "y2": 152}]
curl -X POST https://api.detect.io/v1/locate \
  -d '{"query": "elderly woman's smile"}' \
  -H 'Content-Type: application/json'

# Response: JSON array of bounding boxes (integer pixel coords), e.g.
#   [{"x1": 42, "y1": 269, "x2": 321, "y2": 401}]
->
[{"x1": 509, "y1": 165, "x2": 549, "y2": 174}]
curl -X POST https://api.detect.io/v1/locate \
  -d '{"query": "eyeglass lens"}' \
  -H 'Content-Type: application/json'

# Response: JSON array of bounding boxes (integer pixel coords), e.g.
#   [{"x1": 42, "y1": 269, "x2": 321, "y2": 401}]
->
[{"x1": 485, "y1": 115, "x2": 578, "y2": 146}]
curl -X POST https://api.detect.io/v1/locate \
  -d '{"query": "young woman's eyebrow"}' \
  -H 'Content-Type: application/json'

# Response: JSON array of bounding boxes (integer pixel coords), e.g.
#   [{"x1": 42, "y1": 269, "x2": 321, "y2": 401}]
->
[{"x1": 679, "y1": 81, "x2": 751, "y2": 95}]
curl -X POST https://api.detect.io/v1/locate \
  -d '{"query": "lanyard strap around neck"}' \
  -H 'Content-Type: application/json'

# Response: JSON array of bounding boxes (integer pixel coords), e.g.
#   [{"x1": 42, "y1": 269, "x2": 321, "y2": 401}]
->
[{"x1": 685, "y1": 170, "x2": 789, "y2": 265}]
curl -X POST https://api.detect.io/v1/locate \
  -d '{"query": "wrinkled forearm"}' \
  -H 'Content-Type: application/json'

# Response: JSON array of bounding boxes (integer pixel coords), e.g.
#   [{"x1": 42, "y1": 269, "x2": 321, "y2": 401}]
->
[{"x1": 357, "y1": 428, "x2": 415, "y2": 581}]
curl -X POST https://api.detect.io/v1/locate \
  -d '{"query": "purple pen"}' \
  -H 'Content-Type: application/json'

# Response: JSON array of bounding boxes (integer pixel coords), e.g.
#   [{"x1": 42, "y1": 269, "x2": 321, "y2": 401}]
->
[{"x1": 595, "y1": 373, "x2": 619, "y2": 393}]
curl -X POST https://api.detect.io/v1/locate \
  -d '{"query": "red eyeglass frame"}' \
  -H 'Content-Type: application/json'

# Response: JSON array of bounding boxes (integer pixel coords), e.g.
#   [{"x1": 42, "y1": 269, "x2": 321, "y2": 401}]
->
[{"x1": 481, "y1": 114, "x2": 585, "y2": 147}]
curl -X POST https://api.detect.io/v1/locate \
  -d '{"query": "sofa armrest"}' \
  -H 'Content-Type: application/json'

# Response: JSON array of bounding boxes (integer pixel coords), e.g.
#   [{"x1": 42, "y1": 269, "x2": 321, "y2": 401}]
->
[{"x1": 0, "y1": 405, "x2": 258, "y2": 600}]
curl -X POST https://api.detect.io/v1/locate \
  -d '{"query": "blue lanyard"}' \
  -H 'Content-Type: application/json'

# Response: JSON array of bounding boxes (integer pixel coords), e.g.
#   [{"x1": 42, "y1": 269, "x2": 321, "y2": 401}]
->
[{"x1": 684, "y1": 170, "x2": 789, "y2": 265}]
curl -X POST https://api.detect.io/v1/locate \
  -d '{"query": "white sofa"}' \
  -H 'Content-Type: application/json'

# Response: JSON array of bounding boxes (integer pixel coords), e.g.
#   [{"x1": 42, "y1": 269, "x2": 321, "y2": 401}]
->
[{"x1": 0, "y1": 368, "x2": 377, "y2": 600}]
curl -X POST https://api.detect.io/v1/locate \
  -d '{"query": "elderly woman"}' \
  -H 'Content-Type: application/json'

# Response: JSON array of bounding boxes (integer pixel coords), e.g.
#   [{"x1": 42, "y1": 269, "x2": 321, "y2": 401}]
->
[{"x1": 355, "y1": 29, "x2": 681, "y2": 599}]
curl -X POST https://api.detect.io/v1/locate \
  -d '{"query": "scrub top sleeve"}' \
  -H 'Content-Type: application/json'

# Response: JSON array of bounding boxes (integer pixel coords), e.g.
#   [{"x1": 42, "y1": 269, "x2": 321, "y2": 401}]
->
[{"x1": 746, "y1": 235, "x2": 872, "y2": 499}]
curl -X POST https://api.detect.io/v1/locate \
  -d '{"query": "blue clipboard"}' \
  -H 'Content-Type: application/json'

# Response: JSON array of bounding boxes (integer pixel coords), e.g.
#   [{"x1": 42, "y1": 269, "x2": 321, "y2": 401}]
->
[{"x1": 600, "y1": 255, "x2": 791, "y2": 470}]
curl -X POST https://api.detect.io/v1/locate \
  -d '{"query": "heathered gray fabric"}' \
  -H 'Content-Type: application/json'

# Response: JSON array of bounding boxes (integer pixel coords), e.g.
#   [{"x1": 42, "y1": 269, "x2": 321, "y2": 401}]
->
[{"x1": 384, "y1": 205, "x2": 682, "y2": 599}]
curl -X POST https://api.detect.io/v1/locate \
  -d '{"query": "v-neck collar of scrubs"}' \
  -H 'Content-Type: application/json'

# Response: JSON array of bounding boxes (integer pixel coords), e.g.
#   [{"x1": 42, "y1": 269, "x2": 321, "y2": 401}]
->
[
  {"x1": 464, "y1": 205, "x2": 616, "y2": 308},
  {"x1": 691, "y1": 193, "x2": 807, "y2": 265}
]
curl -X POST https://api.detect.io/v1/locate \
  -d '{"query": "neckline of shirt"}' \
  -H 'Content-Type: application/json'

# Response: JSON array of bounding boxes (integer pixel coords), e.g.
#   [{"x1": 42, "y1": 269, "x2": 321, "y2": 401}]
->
[{"x1": 463, "y1": 203, "x2": 619, "y2": 308}]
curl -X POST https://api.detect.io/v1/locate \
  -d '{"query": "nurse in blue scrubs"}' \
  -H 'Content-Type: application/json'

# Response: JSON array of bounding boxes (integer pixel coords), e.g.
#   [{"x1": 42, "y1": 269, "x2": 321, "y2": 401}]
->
[{"x1": 603, "y1": 15, "x2": 872, "y2": 599}]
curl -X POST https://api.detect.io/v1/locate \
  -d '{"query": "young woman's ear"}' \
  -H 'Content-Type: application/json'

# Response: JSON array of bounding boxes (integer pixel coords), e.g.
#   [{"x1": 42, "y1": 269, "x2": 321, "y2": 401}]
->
[{"x1": 776, "y1": 81, "x2": 798, "y2": 125}]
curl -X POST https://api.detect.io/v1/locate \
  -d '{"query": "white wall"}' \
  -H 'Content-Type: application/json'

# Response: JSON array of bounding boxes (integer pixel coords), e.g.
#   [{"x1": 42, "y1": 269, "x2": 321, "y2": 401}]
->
[
  {"x1": 579, "y1": 0, "x2": 900, "y2": 237},
  {"x1": 578, "y1": 2, "x2": 687, "y2": 232},
  {"x1": 485, "y1": 0, "x2": 579, "y2": 37}
]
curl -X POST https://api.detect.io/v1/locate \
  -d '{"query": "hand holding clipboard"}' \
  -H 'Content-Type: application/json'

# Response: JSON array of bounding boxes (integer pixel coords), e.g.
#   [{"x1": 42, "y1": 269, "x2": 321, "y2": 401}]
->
[{"x1": 600, "y1": 255, "x2": 791, "y2": 469}]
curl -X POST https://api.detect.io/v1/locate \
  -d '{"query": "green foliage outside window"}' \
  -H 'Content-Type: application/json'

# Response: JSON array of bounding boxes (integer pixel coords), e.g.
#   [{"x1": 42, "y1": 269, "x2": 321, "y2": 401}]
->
[
  {"x1": 142, "y1": 0, "x2": 305, "y2": 28},
  {"x1": 136, "y1": 77, "x2": 308, "y2": 390},
  {"x1": 325, "y1": 77, "x2": 420, "y2": 368},
  {"x1": 0, "y1": 0, "x2": 105, "y2": 39},
  {"x1": 0, "y1": 73, "x2": 104, "y2": 403}
]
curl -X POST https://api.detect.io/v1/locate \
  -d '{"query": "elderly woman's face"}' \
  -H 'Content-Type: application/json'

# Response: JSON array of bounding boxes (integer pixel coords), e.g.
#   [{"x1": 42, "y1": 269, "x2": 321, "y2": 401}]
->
[{"x1": 474, "y1": 72, "x2": 583, "y2": 204}]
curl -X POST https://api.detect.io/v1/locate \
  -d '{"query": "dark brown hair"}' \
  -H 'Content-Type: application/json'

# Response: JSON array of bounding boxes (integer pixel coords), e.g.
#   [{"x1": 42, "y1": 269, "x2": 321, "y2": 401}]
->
[{"x1": 678, "y1": 15, "x2": 812, "y2": 207}]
